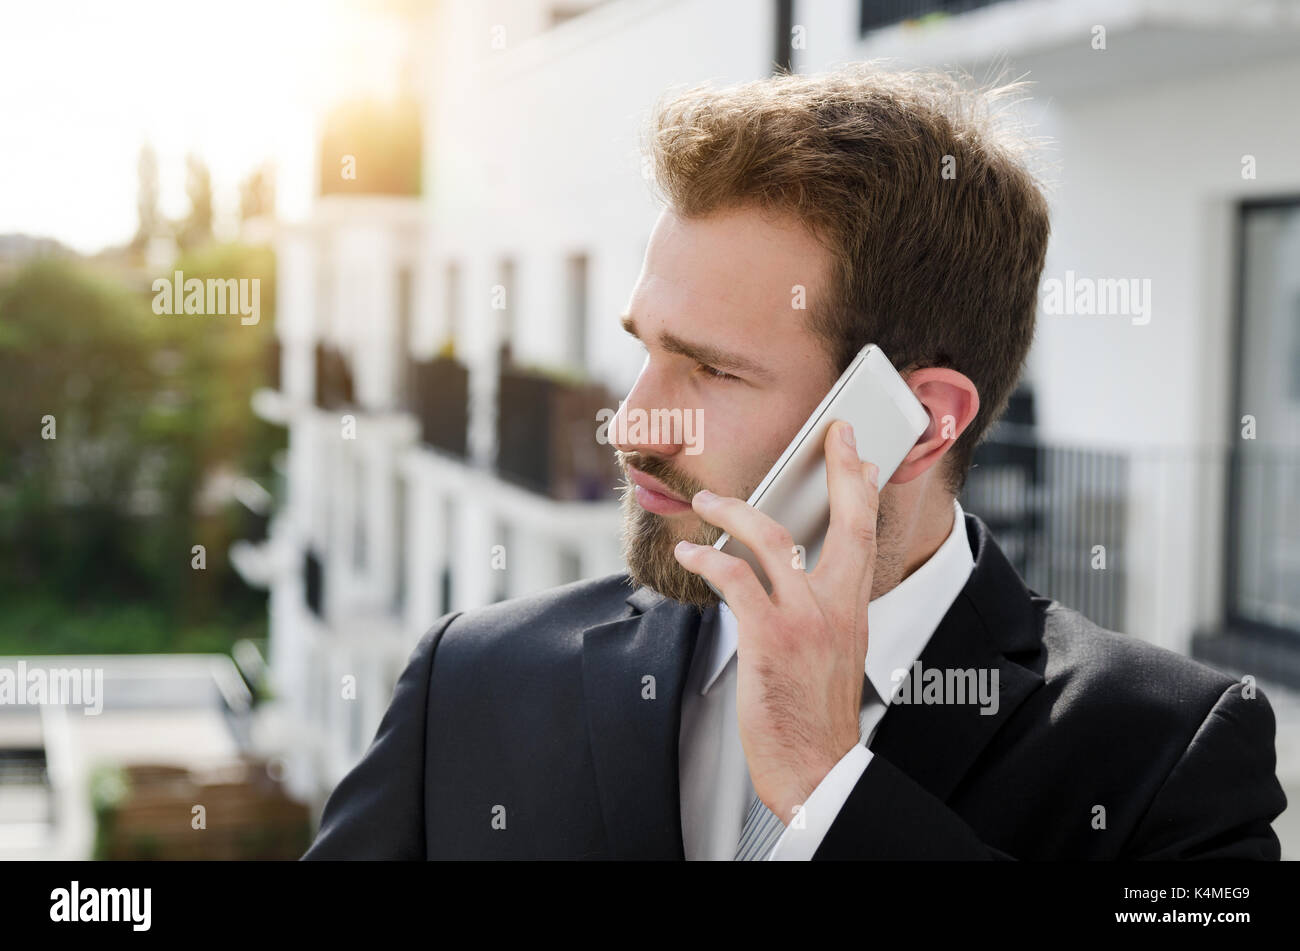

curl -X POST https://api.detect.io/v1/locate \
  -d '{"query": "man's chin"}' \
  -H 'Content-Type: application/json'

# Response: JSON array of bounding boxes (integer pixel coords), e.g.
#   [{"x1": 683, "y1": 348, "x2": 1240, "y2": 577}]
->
[{"x1": 619, "y1": 490, "x2": 721, "y2": 610}]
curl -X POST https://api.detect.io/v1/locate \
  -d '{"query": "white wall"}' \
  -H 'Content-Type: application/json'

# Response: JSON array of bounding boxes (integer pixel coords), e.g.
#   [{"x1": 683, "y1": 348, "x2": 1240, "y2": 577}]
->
[
  {"x1": 423, "y1": 0, "x2": 776, "y2": 399},
  {"x1": 1025, "y1": 55, "x2": 1300, "y2": 649}
]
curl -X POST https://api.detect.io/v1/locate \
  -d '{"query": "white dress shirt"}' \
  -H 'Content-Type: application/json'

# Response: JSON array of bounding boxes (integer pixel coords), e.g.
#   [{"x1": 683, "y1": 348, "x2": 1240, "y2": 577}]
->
[{"x1": 677, "y1": 498, "x2": 975, "y2": 860}]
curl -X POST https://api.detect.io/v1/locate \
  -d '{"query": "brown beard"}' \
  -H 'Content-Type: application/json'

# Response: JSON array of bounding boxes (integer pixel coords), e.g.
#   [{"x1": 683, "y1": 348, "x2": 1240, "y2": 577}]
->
[
  {"x1": 616, "y1": 450, "x2": 754, "y2": 609},
  {"x1": 868, "y1": 485, "x2": 901, "y2": 599},
  {"x1": 617, "y1": 449, "x2": 900, "y2": 609}
]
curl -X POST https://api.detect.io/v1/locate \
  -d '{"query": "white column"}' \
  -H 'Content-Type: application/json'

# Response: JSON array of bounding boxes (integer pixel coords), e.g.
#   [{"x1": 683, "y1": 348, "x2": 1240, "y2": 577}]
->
[
  {"x1": 452, "y1": 493, "x2": 495, "y2": 610},
  {"x1": 405, "y1": 461, "x2": 445, "y2": 637},
  {"x1": 508, "y1": 525, "x2": 568, "y2": 597},
  {"x1": 363, "y1": 445, "x2": 396, "y2": 611},
  {"x1": 579, "y1": 529, "x2": 626, "y2": 581},
  {"x1": 277, "y1": 233, "x2": 317, "y2": 404}
]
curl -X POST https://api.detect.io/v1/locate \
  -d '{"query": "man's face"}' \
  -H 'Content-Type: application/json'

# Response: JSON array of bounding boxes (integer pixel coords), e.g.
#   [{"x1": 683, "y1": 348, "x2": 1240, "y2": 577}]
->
[{"x1": 613, "y1": 205, "x2": 841, "y2": 607}]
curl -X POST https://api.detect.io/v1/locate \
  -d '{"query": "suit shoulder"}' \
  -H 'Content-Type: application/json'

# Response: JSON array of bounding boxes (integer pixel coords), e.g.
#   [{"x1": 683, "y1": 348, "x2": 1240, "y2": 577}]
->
[
  {"x1": 1037, "y1": 601, "x2": 1248, "y2": 725},
  {"x1": 436, "y1": 572, "x2": 638, "y2": 655}
]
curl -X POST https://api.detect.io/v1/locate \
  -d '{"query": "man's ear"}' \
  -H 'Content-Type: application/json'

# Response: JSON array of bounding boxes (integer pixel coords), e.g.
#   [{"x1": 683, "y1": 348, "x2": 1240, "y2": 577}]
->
[{"x1": 890, "y1": 368, "x2": 979, "y2": 485}]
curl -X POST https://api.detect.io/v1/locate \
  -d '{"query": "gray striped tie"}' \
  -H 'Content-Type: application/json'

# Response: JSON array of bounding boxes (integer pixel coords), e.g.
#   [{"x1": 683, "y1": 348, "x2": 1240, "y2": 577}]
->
[
  {"x1": 734, "y1": 790, "x2": 786, "y2": 861},
  {"x1": 732, "y1": 676, "x2": 876, "y2": 860}
]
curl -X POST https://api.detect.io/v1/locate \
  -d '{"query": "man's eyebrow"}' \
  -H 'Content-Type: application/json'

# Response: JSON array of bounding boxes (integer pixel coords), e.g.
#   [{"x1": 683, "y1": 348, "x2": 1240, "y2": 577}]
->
[{"x1": 620, "y1": 312, "x2": 773, "y2": 382}]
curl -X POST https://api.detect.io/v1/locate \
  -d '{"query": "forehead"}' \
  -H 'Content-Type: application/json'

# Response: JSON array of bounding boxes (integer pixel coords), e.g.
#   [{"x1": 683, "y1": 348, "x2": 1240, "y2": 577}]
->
[{"x1": 630, "y1": 206, "x2": 833, "y2": 349}]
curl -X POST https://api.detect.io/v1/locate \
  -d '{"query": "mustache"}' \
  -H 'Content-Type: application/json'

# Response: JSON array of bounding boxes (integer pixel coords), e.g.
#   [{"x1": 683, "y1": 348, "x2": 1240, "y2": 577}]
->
[{"x1": 615, "y1": 450, "x2": 708, "y2": 502}]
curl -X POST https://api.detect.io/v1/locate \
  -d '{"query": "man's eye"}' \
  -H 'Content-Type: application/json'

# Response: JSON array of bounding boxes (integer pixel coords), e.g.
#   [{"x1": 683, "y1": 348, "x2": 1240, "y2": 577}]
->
[{"x1": 697, "y1": 363, "x2": 739, "y2": 382}]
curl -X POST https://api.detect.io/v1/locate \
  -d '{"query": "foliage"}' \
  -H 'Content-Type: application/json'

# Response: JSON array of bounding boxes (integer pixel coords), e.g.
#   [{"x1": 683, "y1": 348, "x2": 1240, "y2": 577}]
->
[
  {"x1": 175, "y1": 154, "x2": 214, "y2": 251},
  {"x1": 239, "y1": 164, "x2": 276, "y2": 223},
  {"x1": 88, "y1": 763, "x2": 129, "y2": 861},
  {"x1": 131, "y1": 144, "x2": 161, "y2": 252},
  {"x1": 0, "y1": 247, "x2": 283, "y2": 654}
]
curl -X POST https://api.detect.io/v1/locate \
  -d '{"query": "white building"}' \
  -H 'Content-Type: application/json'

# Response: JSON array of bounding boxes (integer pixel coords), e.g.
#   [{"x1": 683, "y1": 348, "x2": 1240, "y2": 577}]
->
[{"x1": 231, "y1": 0, "x2": 1300, "y2": 850}]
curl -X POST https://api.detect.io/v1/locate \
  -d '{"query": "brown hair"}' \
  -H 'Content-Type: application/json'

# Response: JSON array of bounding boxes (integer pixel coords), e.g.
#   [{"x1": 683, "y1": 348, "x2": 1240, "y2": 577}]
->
[{"x1": 643, "y1": 62, "x2": 1051, "y2": 493}]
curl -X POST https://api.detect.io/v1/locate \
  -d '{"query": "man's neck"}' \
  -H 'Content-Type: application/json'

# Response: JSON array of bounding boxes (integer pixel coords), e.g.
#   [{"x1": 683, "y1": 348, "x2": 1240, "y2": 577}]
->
[
  {"x1": 902, "y1": 494, "x2": 956, "y2": 580},
  {"x1": 871, "y1": 492, "x2": 957, "y2": 600}
]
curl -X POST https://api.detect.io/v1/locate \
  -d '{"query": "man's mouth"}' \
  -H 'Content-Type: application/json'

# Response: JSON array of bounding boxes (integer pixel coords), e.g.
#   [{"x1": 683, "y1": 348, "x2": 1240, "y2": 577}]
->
[{"x1": 626, "y1": 465, "x2": 694, "y2": 515}]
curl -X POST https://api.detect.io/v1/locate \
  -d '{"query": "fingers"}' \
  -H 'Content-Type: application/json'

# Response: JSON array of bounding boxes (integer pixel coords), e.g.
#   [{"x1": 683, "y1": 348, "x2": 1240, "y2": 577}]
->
[
  {"x1": 673, "y1": 538, "x2": 770, "y2": 616},
  {"x1": 812, "y1": 420, "x2": 879, "y2": 599},
  {"x1": 688, "y1": 490, "x2": 805, "y2": 601}
]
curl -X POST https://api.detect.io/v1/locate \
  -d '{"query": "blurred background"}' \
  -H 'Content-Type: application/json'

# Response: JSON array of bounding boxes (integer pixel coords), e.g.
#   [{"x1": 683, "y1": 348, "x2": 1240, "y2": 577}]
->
[{"x1": 1, "y1": 0, "x2": 1298, "y2": 860}]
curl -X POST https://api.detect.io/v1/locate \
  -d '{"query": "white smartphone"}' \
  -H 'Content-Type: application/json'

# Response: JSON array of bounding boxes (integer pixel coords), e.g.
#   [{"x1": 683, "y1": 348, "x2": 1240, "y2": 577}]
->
[{"x1": 706, "y1": 344, "x2": 929, "y2": 601}]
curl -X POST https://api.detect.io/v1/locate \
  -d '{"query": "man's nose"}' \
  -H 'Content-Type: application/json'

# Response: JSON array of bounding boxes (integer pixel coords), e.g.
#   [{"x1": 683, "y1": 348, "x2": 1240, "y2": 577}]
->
[{"x1": 609, "y1": 379, "x2": 686, "y2": 459}]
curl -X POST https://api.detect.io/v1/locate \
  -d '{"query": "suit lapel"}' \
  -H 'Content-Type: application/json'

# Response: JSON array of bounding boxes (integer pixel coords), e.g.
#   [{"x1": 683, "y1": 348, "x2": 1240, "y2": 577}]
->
[
  {"x1": 869, "y1": 514, "x2": 1046, "y2": 802},
  {"x1": 581, "y1": 585, "x2": 704, "y2": 859}
]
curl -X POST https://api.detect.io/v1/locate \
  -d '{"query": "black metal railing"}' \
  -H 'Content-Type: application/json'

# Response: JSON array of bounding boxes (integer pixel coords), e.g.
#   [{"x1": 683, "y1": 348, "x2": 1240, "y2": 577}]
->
[
  {"x1": 961, "y1": 431, "x2": 1300, "y2": 687},
  {"x1": 410, "y1": 355, "x2": 469, "y2": 458},
  {"x1": 961, "y1": 430, "x2": 1129, "y2": 632},
  {"x1": 495, "y1": 364, "x2": 622, "y2": 501}
]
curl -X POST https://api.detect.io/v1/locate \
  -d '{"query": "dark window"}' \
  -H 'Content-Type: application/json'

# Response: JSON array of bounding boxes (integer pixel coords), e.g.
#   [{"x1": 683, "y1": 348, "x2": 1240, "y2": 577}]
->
[
  {"x1": 773, "y1": 0, "x2": 793, "y2": 75},
  {"x1": 859, "y1": 0, "x2": 1012, "y2": 36},
  {"x1": 304, "y1": 549, "x2": 324, "y2": 618},
  {"x1": 314, "y1": 343, "x2": 355, "y2": 409},
  {"x1": 1226, "y1": 198, "x2": 1300, "y2": 638}
]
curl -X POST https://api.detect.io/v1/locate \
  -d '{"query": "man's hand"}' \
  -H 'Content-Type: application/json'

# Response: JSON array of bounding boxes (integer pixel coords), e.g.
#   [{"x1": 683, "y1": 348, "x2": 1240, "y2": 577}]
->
[{"x1": 673, "y1": 420, "x2": 880, "y2": 825}]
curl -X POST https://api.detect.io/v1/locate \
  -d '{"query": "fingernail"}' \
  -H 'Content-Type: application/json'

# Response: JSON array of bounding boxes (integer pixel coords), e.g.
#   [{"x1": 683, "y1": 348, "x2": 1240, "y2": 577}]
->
[
  {"x1": 866, "y1": 462, "x2": 879, "y2": 487},
  {"x1": 675, "y1": 540, "x2": 698, "y2": 555},
  {"x1": 840, "y1": 422, "x2": 856, "y2": 450},
  {"x1": 694, "y1": 489, "x2": 716, "y2": 504}
]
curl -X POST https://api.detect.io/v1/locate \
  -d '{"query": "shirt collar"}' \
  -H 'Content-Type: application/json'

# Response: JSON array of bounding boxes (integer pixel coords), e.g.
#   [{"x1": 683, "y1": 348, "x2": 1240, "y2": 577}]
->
[{"x1": 699, "y1": 498, "x2": 974, "y2": 702}]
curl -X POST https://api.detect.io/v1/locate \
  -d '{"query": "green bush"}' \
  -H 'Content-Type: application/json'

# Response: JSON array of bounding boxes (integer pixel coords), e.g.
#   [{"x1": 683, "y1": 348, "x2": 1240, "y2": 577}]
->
[{"x1": 0, "y1": 249, "x2": 282, "y2": 655}]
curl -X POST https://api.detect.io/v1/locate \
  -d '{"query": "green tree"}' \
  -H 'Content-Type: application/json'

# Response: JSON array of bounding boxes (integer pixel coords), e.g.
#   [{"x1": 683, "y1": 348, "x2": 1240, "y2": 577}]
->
[
  {"x1": 176, "y1": 153, "x2": 214, "y2": 251},
  {"x1": 0, "y1": 258, "x2": 160, "y2": 600},
  {"x1": 131, "y1": 143, "x2": 162, "y2": 254},
  {"x1": 238, "y1": 163, "x2": 276, "y2": 225},
  {"x1": 0, "y1": 246, "x2": 283, "y2": 654}
]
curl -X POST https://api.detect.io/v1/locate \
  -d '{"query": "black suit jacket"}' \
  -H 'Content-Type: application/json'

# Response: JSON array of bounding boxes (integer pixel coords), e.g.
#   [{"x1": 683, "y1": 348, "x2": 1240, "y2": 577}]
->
[{"x1": 302, "y1": 514, "x2": 1287, "y2": 859}]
